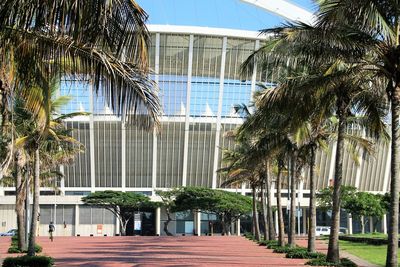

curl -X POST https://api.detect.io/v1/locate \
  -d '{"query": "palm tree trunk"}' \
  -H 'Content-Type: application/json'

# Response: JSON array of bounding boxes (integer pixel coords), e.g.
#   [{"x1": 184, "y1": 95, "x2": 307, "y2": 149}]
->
[
  {"x1": 386, "y1": 83, "x2": 400, "y2": 267},
  {"x1": 28, "y1": 149, "x2": 40, "y2": 256},
  {"x1": 260, "y1": 179, "x2": 269, "y2": 240},
  {"x1": 251, "y1": 185, "x2": 261, "y2": 241},
  {"x1": 265, "y1": 167, "x2": 276, "y2": 240},
  {"x1": 0, "y1": 80, "x2": 8, "y2": 180},
  {"x1": 277, "y1": 163, "x2": 285, "y2": 246},
  {"x1": 327, "y1": 100, "x2": 347, "y2": 263},
  {"x1": 15, "y1": 161, "x2": 26, "y2": 251},
  {"x1": 288, "y1": 154, "x2": 297, "y2": 247},
  {"x1": 308, "y1": 146, "x2": 316, "y2": 252}
]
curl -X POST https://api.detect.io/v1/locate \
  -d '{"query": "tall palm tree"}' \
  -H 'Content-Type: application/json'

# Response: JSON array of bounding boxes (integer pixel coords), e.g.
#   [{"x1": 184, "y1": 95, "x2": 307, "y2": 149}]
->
[
  {"x1": 241, "y1": 20, "x2": 388, "y2": 261},
  {"x1": 316, "y1": 2, "x2": 400, "y2": 265},
  {"x1": 220, "y1": 143, "x2": 263, "y2": 241},
  {"x1": 15, "y1": 76, "x2": 85, "y2": 256},
  {"x1": 0, "y1": 0, "x2": 161, "y2": 182}
]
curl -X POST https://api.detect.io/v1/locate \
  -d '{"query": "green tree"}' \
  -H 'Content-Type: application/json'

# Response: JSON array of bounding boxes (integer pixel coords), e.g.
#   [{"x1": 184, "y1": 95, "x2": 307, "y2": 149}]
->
[
  {"x1": 82, "y1": 191, "x2": 151, "y2": 236},
  {"x1": 343, "y1": 192, "x2": 387, "y2": 234},
  {"x1": 317, "y1": 186, "x2": 358, "y2": 211},
  {"x1": 173, "y1": 187, "x2": 252, "y2": 235}
]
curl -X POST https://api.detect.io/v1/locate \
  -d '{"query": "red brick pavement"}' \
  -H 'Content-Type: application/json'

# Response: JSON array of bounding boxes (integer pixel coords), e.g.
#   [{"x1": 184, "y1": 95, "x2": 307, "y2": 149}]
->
[
  {"x1": 34, "y1": 236, "x2": 308, "y2": 267},
  {"x1": 0, "y1": 237, "x2": 11, "y2": 263}
]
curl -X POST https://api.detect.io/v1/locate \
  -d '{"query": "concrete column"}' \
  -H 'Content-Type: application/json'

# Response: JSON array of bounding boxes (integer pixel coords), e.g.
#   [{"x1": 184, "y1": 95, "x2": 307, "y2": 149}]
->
[
  {"x1": 347, "y1": 213, "x2": 353, "y2": 235},
  {"x1": 236, "y1": 218, "x2": 241, "y2": 236},
  {"x1": 382, "y1": 214, "x2": 387, "y2": 234},
  {"x1": 274, "y1": 210, "x2": 278, "y2": 235},
  {"x1": 302, "y1": 208, "x2": 307, "y2": 235},
  {"x1": 74, "y1": 205, "x2": 79, "y2": 236},
  {"x1": 115, "y1": 213, "x2": 120, "y2": 236},
  {"x1": 195, "y1": 211, "x2": 201, "y2": 236},
  {"x1": 155, "y1": 207, "x2": 161, "y2": 236},
  {"x1": 369, "y1": 216, "x2": 374, "y2": 233}
]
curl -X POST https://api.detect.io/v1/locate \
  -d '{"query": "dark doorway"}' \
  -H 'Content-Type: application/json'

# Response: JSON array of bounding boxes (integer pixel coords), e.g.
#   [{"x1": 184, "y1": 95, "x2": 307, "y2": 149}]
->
[{"x1": 125, "y1": 210, "x2": 155, "y2": 236}]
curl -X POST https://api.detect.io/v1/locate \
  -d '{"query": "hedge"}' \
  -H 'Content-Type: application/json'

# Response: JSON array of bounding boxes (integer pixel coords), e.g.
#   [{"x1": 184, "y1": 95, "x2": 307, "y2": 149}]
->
[
  {"x1": 306, "y1": 257, "x2": 356, "y2": 267},
  {"x1": 285, "y1": 249, "x2": 324, "y2": 259},
  {"x1": 339, "y1": 235, "x2": 398, "y2": 246},
  {"x1": 2, "y1": 255, "x2": 54, "y2": 267}
]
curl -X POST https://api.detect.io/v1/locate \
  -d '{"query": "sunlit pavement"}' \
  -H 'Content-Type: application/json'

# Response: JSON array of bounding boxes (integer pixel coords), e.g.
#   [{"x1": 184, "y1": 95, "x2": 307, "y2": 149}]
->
[{"x1": 33, "y1": 236, "x2": 307, "y2": 267}]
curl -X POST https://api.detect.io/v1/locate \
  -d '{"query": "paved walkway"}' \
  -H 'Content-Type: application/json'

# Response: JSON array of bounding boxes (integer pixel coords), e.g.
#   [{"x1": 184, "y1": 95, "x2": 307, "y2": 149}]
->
[
  {"x1": 0, "y1": 236, "x2": 379, "y2": 267},
  {"x1": 0, "y1": 237, "x2": 11, "y2": 265},
  {"x1": 37, "y1": 236, "x2": 306, "y2": 267}
]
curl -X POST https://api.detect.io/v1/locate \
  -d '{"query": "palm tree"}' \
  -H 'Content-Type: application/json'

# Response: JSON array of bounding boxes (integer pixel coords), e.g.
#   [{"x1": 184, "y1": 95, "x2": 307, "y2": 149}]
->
[
  {"x1": 316, "y1": 2, "x2": 400, "y2": 264},
  {"x1": 0, "y1": 0, "x2": 161, "y2": 182},
  {"x1": 220, "y1": 143, "x2": 263, "y2": 241},
  {"x1": 241, "y1": 20, "x2": 388, "y2": 261},
  {"x1": 15, "y1": 76, "x2": 85, "y2": 256},
  {"x1": 275, "y1": 156, "x2": 286, "y2": 246}
]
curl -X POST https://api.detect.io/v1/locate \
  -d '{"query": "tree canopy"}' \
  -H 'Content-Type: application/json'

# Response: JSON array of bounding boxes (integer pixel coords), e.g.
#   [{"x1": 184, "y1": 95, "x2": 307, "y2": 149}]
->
[
  {"x1": 82, "y1": 191, "x2": 152, "y2": 236},
  {"x1": 173, "y1": 187, "x2": 252, "y2": 235}
]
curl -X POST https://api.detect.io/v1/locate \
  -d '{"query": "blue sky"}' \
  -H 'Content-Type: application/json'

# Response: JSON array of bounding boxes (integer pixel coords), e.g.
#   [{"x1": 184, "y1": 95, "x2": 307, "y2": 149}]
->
[{"x1": 136, "y1": 0, "x2": 316, "y2": 31}]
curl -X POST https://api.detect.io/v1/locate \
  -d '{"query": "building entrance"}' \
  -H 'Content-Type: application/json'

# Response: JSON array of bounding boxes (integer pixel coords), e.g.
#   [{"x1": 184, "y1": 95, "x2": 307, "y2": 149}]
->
[{"x1": 126, "y1": 210, "x2": 155, "y2": 236}]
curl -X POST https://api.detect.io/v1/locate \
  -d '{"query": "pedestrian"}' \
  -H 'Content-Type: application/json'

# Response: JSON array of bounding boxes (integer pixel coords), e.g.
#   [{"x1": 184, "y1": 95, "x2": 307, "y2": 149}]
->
[{"x1": 48, "y1": 221, "x2": 55, "y2": 242}]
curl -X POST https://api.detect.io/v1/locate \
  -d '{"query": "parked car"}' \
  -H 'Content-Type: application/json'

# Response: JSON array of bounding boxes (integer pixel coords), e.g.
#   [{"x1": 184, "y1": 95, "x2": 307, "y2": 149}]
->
[
  {"x1": 0, "y1": 229, "x2": 17, "y2": 236},
  {"x1": 315, "y1": 226, "x2": 330, "y2": 236}
]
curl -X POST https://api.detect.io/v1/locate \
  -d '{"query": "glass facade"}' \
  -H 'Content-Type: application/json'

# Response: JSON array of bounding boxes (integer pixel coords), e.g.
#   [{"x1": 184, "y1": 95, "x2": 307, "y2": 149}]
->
[{"x1": 54, "y1": 30, "x2": 390, "y2": 195}]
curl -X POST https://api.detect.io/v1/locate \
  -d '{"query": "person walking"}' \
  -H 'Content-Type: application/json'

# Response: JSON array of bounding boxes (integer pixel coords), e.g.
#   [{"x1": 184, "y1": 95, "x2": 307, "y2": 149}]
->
[{"x1": 48, "y1": 222, "x2": 55, "y2": 242}]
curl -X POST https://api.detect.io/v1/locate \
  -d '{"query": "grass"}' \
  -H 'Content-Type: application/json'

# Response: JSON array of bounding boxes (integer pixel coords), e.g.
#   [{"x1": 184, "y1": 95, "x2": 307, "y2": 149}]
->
[{"x1": 339, "y1": 240, "x2": 400, "y2": 267}]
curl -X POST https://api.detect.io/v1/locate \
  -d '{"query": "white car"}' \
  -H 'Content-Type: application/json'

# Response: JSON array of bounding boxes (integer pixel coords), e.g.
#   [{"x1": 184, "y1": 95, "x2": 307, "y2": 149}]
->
[
  {"x1": 0, "y1": 229, "x2": 17, "y2": 236},
  {"x1": 316, "y1": 226, "x2": 330, "y2": 236}
]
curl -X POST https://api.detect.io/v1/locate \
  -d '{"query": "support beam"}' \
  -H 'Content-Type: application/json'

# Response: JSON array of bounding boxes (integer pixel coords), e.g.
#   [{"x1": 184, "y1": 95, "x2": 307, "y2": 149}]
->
[
  {"x1": 74, "y1": 205, "x2": 79, "y2": 236},
  {"x1": 274, "y1": 210, "x2": 278, "y2": 236},
  {"x1": 347, "y1": 213, "x2": 353, "y2": 235},
  {"x1": 240, "y1": 0, "x2": 315, "y2": 24},
  {"x1": 155, "y1": 207, "x2": 161, "y2": 236},
  {"x1": 195, "y1": 210, "x2": 201, "y2": 236},
  {"x1": 302, "y1": 208, "x2": 307, "y2": 235},
  {"x1": 382, "y1": 145, "x2": 391, "y2": 192},
  {"x1": 369, "y1": 216, "x2": 374, "y2": 233},
  {"x1": 115, "y1": 215, "x2": 120, "y2": 236},
  {"x1": 211, "y1": 36, "x2": 228, "y2": 189},
  {"x1": 182, "y1": 34, "x2": 194, "y2": 187},
  {"x1": 152, "y1": 33, "x2": 160, "y2": 191},
  {"x1": 121, "y1": 123, "x2": 126, "y2": 192},
  {"x1": 89, "y1": 80, "x2": 96, "y2": 192},
  {"x1": 328, "y1": 142, "x2": 337, "y2": 186},
  {"x1": 382, "y1": 214, "x2": 387, "y2": 234},
  {"x1": 237, "y1": 218, "x2": 241, "y2": 236}
]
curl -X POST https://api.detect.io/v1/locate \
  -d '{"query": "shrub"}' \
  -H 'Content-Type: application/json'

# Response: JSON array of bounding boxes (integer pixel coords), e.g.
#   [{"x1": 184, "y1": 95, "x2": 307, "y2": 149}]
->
[
  {"x1": 2, "y1": 255, "x2": 54, "y2": 267},
  {"x1": 244, "y1": 232, "x2": 256, "y2": 241},
  {"x1": 273, "y1": 246, "x2": 297, "y2": 254},
  {"x1": 258, "y1": 240, "x2": 278, "y2": 246},
  {"x1": 7, "y1": 247, "x2": 20, "y2": 254},
  {"x1": 306, "y1": 257, "x2": 356, "y2": 267},
  {"x1": 8, "y1": 243, "x2": 42, "y2": 254},
  {"x1": 286, "y1": 249, "x2": 324, "y2": 259}
]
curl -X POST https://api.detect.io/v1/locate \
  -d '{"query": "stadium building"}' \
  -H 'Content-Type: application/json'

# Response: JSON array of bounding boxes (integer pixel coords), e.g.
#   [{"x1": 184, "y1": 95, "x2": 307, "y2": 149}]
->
[{"x1": 0, "y1": 0, "x2": 390, "y2": 236}]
